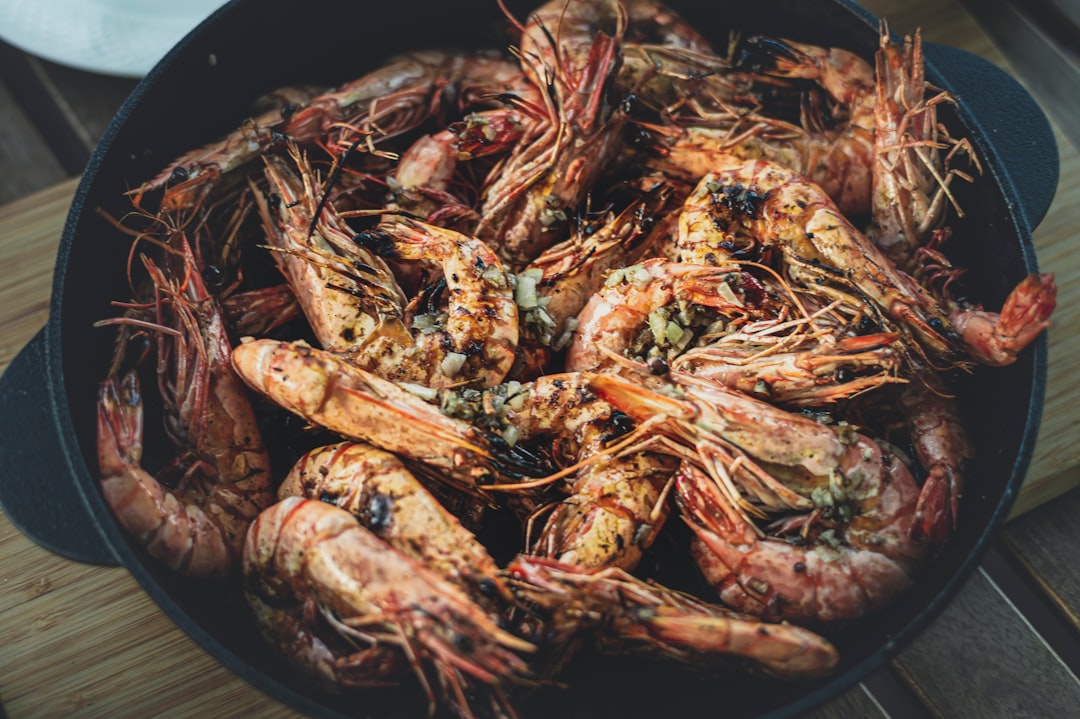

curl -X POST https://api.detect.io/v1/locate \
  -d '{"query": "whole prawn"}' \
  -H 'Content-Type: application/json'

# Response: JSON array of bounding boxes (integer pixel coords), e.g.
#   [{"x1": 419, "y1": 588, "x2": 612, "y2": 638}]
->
[
  {"x1": 278, "y1": 441, "x2": 514, "y2": 606},
  {"x1": 587, "y1": 369, "x2": 929, "y2": 623},
  {"x1": 243, "y1": 497, "x2": 536, "y2": 718},
  {"x1": 137, "y1": 50, "x2": 541, "y2": 210},
  {"x1": 259, "y1": 147, "x2": 520, "y2": 388},
  {"x1": 870, "y1": 28, "x2": 977, "y2": 268},
  {"x1": 640, "y1": 34, "x2": 877, "y2": 218},
  {"x1": 506, "y1": 555, "x2": 839, "y2": 679},
  {"x1": 97, "y1": 240, "x2": 274, "y2": 579},
  {"x1": 230, "y1": 338, "x2": 550, "y2": 491},
  {"x1": 476, "y1": 0, "x2": 629, "y2": 269},
  {"x1": 677, "y1": 156, "x2": 1055, "y2": 369},
  {"x1": 433, "y1": 371, "x2": 677, "y2": 573},
  {"x1": 567, "y1": 257, "x2": 905, "y2": 405}
]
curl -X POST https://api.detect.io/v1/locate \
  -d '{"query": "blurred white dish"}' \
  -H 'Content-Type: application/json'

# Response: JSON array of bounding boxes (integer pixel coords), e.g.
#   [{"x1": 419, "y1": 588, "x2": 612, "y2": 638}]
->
[{"x1": 0, "y1": 0, "x2": 227, "y2": 78}]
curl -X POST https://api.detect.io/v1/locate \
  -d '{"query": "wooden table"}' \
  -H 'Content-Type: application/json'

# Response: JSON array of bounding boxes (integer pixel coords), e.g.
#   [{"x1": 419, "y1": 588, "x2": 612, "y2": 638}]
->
[{"x1": 1, "y1": 1, "x2": 1079, "y2": 717}]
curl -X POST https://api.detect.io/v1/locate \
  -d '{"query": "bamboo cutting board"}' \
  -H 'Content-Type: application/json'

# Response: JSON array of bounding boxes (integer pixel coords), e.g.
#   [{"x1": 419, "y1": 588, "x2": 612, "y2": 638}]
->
[{"x1": 0, "y1": 1, "x2": 1078, "y2": 717}]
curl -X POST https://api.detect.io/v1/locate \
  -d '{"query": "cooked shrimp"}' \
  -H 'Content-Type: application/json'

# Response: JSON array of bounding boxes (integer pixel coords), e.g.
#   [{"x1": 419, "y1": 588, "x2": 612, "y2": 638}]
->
[
  {"x1": 646, "y1": 119, "x2": 874, "y2": 220},
  {"x1": 258, "y1": 147, "x2": 408, "y2": 358},
  {"x1": 279, "y1": 442, "x2": 513, "y2": 605},
  {"x1": 871, "y1": 29, "x2": 978, "y2": 268},
  {"x1": 678, "y1": 158, "x2": 972, "y2": 366},
  {"x1": 897, "y1": 373, "x2": 975, "y2": 547},
  {"x1": 639, "y1": 34, "x2": 876, "y2": 217},
  {"x1": 137, "y1": 50, "x2": 539, "y2": 211},
  {"x1": 734, "y1": 35, "x2": 876, "y2": 127},
  {"x1": 673, "y1": 331, "x2": 905, "y2": 407},
  {"x1": 476, "y1": 0, "x2": 629, "y2": 269},
  {"x1": 510, "y1": 183, "x2": 677, "y2": 378},
  {"x1": 587, "y1": 366, "x2": 878, "y2": 521},
  {"x1": 439, "y1": 371, "x2": 676, "y2": 572},
  {"x1": 230, "y1": 339, "x2": 549, "y2": 492},
  {"x1": 260, "y1": 147, "x2": 520, "y2": 388},
  {"x1": 130, "y1": 85, "x2": 323, "y2": 211},
  {"x1": 506, "y1": 555, "x2": 839, "y2": 679},
  {"x1": 243, "y1": 497, "x2": 535, "y2": 718},
  {"x1": 503, "y1": 373, "x2": 677, "y2": 570},
  {"x1": 585, "y1": 368, "x2": 929, "y2": 622},
  {"x1": 97, "y1": 242, "x2": 274, "y2": 579},
  {"x1": 565, "y1": 258, "x2": 778, "y2": 372},
  {"x1": 675, "y1": 456, "x2": 925, "y2": 624},
  {"x1": 529, "y1": 450, "x2": 677, "y2": 571},
  {"x1": 381, "y1": 107, "x2": 534, "y2": 235}
]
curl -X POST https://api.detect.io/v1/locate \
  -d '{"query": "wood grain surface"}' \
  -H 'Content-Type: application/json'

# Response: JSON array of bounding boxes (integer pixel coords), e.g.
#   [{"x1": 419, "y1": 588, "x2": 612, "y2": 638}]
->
[{"x1": 0, "y1": 0, "x2": 1077, "y2": 718}]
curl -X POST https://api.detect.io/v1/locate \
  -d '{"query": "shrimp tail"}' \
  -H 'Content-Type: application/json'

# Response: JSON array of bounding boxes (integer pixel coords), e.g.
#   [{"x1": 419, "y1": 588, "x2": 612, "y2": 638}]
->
[
  {"x1": 912, "y1": 464, "x2": 957, "y2": 547},
  {"x1": 950, "y1": 272, "x2": 1056, "y2": 366}
]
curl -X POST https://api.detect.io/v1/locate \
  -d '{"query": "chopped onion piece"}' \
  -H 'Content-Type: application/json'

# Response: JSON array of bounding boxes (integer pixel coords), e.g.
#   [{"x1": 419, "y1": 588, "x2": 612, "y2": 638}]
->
[
  {"x1": 441, "y1": 352, "x2": 467, "y2": 377},
  {"x1": 515, "y1": 274, "x2": 539, "y2": 309},
  {"x1": 648, "y1": 310, "x2": 668, "y2": 345},
  {"x1": 626, "y1": 264, "x2": 652, "y2": 288},
  {"x1": 482, "y1": 266, "x2": 509, "y2": 288},
  {"x1": 665, "y1": 321, "x2": 685, "y2": 346},
  {"x1": 399, "y1": 383, "x2": 438, "y2": 402},
  {"x1": 716, "y1": 282, "x2": 743, "y2": 307}
]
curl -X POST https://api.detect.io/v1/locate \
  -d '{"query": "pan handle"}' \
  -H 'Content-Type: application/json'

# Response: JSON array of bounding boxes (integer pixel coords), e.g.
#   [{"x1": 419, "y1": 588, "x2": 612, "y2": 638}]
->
[
  {"x1": 0, "y1": 328, "x2": 119, "y2": 566},
  {"x1": 923, "y1": 42, "x2": 1059, "y2": 235}
]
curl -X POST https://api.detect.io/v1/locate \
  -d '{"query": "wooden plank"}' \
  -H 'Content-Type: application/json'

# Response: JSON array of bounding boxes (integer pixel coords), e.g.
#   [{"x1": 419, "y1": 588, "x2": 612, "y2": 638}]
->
[
  {"x1": 1001, "y1": 487, "x2": 1080, "y2": 632},
  {"x1": 0, "y1": 179, "x2": 76, "y2": 369},
  {"x1": 959, "y1": 0, "x2": 1080, "y2": 164},
  {"x1": 891, "y1": 568, "x2": 1080, "y2": 717},
  {"x1": 1019, "y1": 127, "x2": 1080, "y2": 502},
  {"x1": 0, "y1": 512, "x2": 302, "y2": 719},
  {"x1": 0, "y1": 78, "x2": 67, "y2": 204},
  {"x1": 23, "y1": 53, "x2": 139, "y2": 158}
]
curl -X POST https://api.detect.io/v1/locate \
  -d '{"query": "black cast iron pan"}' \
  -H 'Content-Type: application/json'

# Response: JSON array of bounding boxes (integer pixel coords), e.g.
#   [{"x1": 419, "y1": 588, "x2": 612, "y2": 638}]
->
[{"x1": 0, "y1": 0, "x2": 1058, "y2": 716}]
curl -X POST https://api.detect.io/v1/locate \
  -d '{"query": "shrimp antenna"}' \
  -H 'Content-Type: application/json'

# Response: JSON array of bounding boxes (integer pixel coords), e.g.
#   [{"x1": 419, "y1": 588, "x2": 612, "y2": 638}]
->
[
  {"x1": 496, "y1": 0, "x2": 527, "y2": 35},
  {"x1": 308, "y1": 138, "x2": 362, "y2": 239}
]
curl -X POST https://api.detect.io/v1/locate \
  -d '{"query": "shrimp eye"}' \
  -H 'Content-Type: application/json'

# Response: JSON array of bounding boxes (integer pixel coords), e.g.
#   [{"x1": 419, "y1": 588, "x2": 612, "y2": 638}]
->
[
  {"x1": 928, "y1": 317, "x2": 946, "y2": 332},
  {"x1": 280, "y1": 103, "x2": 298, "y2": 120},
  {"x1": 201, "y1": 264, "x2": 226, "y2": 290},
  {"x1": 169, "y1": 166, "x2": 189, "y2": 184},
  {"x1": 604, "y1": 410, "x2": 636, "y2": 440},
  {"x1": 354, "y1": 230, "x2": 398, "y2": 258},
  {"x1": 733, "y1": 36, "x2": 797, "y2": 73},
  {"x1": 646, "y1": 356, "x2": 669, "y2": 375},
  {"x1": 835, "y1": 368, "x2": 853, "y2": 384},
  {"x1": 367, "y1": 493, "x2": 394, "y2": 531}
]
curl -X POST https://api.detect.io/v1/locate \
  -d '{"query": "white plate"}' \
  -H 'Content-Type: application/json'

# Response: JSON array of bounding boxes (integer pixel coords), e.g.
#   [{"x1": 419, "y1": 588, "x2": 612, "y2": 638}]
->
[{"x1": 0, "y1": 0, "x2": 227, "y2": 78}]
